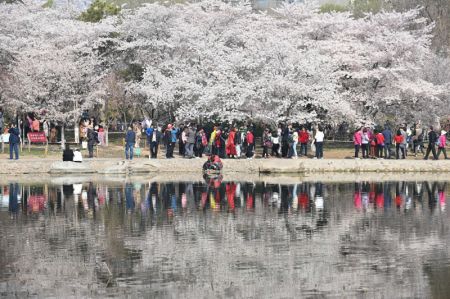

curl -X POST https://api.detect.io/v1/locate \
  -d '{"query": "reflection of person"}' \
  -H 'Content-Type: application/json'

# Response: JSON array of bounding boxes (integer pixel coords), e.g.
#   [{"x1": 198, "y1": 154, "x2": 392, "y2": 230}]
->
[
  {"x1": 9, "y1": 183, "x2": 19, "y2": 214},
  {"x1": 125, "y1": 183, "x2": 135, "y2": 211}
]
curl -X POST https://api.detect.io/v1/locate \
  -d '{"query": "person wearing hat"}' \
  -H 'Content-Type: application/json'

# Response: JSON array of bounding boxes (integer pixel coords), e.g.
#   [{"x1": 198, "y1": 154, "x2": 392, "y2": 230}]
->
[{"x1": 437, "y1": 130, "x2": 448, "y2": 160}]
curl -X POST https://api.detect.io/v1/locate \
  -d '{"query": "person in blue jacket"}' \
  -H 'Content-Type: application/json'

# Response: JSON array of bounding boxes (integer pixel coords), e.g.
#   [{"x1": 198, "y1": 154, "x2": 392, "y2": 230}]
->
[
  {"x1": 8, "y1": 124, "x2": 20, "y2": 160},
  {"x1": 125, "y1": 126, "x2": 136, "y2": 160}
]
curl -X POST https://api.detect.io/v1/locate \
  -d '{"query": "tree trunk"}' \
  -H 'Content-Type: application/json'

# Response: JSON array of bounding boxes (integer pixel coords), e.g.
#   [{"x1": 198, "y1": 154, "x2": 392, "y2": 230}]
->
[
  {"x1": 74, "y1": 122, "x2": 79, "y2": 144},
  {"x1": 61, "y1": 124, "x2": 65, "y2": 149}
]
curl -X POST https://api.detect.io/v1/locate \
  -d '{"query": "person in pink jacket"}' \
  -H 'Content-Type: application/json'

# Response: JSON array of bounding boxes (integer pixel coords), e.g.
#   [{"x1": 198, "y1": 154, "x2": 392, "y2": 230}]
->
[
  {"x1": 437, "y1": 130, "x2": 448, "y2": 160},
  {"x1": 353, "y1": 128, "x2": 362, "y2": 158}
]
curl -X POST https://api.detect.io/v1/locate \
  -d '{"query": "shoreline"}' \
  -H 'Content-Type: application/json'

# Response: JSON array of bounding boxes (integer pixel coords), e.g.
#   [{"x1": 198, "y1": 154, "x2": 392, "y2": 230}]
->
[{"x1": 1, "y1": 158, "x2": 450, "y2": 177}]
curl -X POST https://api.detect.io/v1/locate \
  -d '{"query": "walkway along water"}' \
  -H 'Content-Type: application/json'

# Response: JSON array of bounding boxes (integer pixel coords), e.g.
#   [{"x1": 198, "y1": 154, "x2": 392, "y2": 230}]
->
[{"x1": 1, "y1": 158, "x2": 450, "y2": 175}]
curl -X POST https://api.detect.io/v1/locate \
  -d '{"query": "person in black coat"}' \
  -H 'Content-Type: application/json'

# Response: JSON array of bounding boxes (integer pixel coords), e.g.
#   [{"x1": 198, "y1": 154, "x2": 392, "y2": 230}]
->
[
  {"x1": 62, "y1": 144, "x2": 74, "y2": 161},
  {"x1": 8, "y1": 124, "x2": 20, "y2": 160},
  {"x1": 424, "y1": 126, "x2": 438, "y2": 160},
  {"x1": 147, "y1": 124, "x2": 162, "y2": 158},
  {"x1": 87, "y1": 126, "x2": 99, "y2": 158}
]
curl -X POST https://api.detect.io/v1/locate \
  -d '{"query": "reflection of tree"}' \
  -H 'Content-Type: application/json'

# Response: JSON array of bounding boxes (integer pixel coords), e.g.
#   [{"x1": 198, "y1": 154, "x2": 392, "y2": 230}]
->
[{"x1": 1, "y1": 180, "x2": 450, "y2": 298}]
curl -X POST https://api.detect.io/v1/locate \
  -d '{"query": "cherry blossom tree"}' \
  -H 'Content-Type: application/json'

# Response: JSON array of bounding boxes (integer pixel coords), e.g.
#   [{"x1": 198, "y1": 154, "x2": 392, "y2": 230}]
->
[
  {"x1": 122, "y1": 1, "x2": 448, "y2": 125},
  {"x1": 1, "y1": 0, "x2": 449, "y2": 129},
  {"x1": 0, "y1": 2, "x2": 113, "y2": 124}
]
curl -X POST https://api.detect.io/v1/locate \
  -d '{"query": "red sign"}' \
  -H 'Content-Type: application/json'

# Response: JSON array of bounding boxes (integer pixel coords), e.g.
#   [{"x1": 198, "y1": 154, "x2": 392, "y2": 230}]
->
[{"x1": 28, "y1": 132, "x2": 47, "y2": 143}]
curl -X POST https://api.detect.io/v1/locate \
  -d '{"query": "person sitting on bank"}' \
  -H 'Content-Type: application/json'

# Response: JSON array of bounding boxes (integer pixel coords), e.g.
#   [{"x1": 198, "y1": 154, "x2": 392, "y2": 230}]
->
[
  {"x1": 62, "y1": 144, "x2": 74, "y2": 162},
  {"x1": 203, "y1": 155, "x2": 223, "y2": 172},
  {"x1": 73, "y1": 148, "x2": 83, "y2": 163}
]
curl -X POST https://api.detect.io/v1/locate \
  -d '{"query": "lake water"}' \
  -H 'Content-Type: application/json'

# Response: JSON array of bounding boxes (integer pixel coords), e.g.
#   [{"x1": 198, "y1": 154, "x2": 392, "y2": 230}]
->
[{"x1": 0, "y1": 178, "x2": 449, "y2": 298}]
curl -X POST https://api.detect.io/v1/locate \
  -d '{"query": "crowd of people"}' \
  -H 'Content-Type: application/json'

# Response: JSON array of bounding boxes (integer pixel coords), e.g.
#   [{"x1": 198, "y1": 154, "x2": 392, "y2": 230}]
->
[
  {"x1": 122, "y1": 121, "x2": 328, "y2": 160},
  {"x1": 352, "y1": 124, "x2": 448, "y2": 160},
  {"x1": 120, "y1": 120, "x2": 449, "y2": 161},
  {"x1": 1, "y1": 110, "x2": 449, "y2": 162}
]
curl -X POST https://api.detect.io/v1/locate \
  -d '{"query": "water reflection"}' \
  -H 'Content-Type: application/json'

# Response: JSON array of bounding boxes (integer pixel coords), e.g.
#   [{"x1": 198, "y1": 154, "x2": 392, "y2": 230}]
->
[{"x1": 0, "y1": 179, "x2": 449, "y2": 298}]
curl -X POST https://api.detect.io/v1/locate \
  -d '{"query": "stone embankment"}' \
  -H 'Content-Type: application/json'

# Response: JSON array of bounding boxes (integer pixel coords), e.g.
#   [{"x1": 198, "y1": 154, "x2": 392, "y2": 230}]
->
[{"x1": 1, "y1": 158, "x2": 450, "y2": 176}]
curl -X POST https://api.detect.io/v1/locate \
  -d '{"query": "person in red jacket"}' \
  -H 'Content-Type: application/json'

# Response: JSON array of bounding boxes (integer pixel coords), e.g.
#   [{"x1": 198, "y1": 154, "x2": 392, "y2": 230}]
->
[
  {"x1": 394, "y1": 130, "x2": 405, "y2": 159},
  {"x1": 246, "y1": 130, "x2": 254, "y2": 159},
  {"x1": 375, "y1": 131, "x2": 385, "y2": 158},
  {"x1": 299, "y1": 127, "x2": 309, "y2": 157}
]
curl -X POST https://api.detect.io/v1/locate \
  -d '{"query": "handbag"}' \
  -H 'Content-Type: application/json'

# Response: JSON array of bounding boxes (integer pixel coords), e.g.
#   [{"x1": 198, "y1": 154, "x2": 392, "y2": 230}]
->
[{"x1": 81, "y1": 141, "x2": 87, "y2": 149}]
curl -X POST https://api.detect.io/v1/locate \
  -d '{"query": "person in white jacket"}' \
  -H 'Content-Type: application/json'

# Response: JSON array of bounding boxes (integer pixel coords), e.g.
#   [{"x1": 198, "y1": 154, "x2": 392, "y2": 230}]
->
[
  {"x1": 313, "y1": 126, "x2": 325, "y2": 159},
  {"x1": 73, "y1": 148, "x2": 83, "y2": 163}
]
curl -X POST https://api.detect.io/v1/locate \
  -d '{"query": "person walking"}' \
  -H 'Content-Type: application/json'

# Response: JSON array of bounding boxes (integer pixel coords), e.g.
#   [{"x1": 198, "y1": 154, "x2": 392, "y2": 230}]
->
[
  {"x1": 353, "y1": 128, "x2": 362, "y2": 158},
  {"x1": 437, "y1": 130, "x2": 448, "y2": 160},
  {"x1": 125, "y1": 126, "x2": 136, "y2": 160},
  {"x1": 8, "y1": 124, "x2": 20, "y2": 160},
  {"x1": 424, "y1": 126, "x2": 438, "y2": 160},
  {"x1": 299, "y1": 127, "x2": 309, "y2": 157},
  {"x1": 394, "y1": 130, "x2": 405, "y2": 159},
  {"x1": 382, "y1": 125, "x2": 393, "y2": 159},
  {"x1": 314, "y1": 126, "x2": 324, "y2": 159}
]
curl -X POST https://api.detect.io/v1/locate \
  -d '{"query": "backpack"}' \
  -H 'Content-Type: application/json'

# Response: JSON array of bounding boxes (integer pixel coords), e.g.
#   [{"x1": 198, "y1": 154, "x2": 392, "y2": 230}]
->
[
  {"x1": 288, "y1": 134, "x2": 294, "y2": 144},
  {"x1": 201, "y1": 134, "x2": 208, "y2": 146}
]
